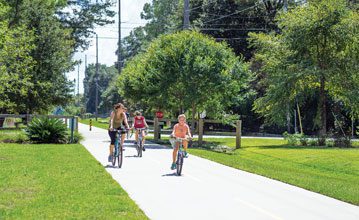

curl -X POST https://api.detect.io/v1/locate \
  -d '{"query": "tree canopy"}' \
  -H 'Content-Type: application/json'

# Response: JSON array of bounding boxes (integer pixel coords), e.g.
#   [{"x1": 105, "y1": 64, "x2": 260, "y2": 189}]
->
[
  {"x1": 0, "y1": 0, "x2": 115, "y2": 113},
  {"x1": 249, "y1": 0, "x2": 359, "y2": 135},
  {"x1": 118, "y1": 31, "x2": 251, "y2": 119}
]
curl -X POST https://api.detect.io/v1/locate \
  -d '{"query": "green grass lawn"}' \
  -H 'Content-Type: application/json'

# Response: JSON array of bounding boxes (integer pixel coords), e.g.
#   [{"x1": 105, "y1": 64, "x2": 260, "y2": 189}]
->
[
  {"x1": 147, "y1": 136, "x2": 359, "y2": 205},
  {"x1": 0, "y1": 143, "x2": 148, "y2": 219}
]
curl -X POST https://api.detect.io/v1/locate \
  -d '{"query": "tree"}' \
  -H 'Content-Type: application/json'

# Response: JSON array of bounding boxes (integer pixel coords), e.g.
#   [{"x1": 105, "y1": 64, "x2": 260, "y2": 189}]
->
[
  {"x1": 0, "y1": 0, "x2": 115, "y2": 113},
  {"x1": 0, "y1": 3, "x2": 35, "y2": 113},
  {"x1": 249, "y1": 0, "x2": 359, "y2": 139},
  {"x1": 118, "y1": 31, "x2": 251, "y2": 123},
  {"x1": 57, "y1": 0, "x2": 116, "y2": 51}
]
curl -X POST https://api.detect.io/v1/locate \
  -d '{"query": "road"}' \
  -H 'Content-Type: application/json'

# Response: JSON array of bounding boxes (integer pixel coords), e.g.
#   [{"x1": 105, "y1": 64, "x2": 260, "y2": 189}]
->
[{"x1": 79, "y1": 123, "x2": 359, "y2": 220}]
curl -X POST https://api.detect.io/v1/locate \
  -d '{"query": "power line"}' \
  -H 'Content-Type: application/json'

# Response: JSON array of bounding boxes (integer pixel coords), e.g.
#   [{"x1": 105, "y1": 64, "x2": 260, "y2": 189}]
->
[
  {"x1": 200, "y1": 28, "x2": 267, "y2": 31},
  {"x1": 202, "y1": 2, "x2": 262, "y2": 24},
  {"x1": 189, "y1": 0, "x2": 218, "y2": 12}
]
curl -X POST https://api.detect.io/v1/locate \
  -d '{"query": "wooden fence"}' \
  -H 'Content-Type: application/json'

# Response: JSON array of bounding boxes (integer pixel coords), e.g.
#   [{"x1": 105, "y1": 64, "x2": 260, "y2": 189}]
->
[{"x1": 151, "y1": 118, "x2": 242, "y2": 149}]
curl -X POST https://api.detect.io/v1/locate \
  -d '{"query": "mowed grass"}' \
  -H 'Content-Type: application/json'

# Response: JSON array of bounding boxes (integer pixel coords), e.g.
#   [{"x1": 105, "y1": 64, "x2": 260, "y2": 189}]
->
[
  {"x1": 189, "y1": 138, "x2": 359, "y2": 205},
  {"x1": 0, "y1": 143, "x2": 148, "y2": 219}
]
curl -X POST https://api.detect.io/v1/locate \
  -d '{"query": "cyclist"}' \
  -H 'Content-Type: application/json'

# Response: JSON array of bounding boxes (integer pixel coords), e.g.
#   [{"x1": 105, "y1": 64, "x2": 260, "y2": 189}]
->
[
  {"x1": 170, "y1": 114, "x2": 192, "y2": 170},
  {"x1": 108, "y1": 103, "x2": 130, "y2": 162},
  {"x1": 131, "y1": 111, "x2": 149, "y2": 151}
]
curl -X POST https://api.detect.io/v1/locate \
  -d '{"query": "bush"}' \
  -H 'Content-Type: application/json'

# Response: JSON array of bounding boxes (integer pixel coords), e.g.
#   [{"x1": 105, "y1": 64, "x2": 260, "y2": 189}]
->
[
  {"x1": 0, "y1": 130, "x2": 29, "y2": 143},
  {"x1": 333, "y1": 136, "x2": 351, "y2": 148},
  {"x1": 25, "y1": 117, "x2": 68, "y2": 143},
  {"x1": 69, "y1": 131, "x2": 83, "y2": 143},
  {"x1": 283, "y1": 132, "x2": 307, "y2": 146}
]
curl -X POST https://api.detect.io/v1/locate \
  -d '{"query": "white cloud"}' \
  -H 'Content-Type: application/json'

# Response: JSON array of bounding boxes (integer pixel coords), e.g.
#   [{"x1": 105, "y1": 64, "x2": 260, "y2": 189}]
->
[{"x1": 67, "y1": 0, "x2": 151, "y2": 94}]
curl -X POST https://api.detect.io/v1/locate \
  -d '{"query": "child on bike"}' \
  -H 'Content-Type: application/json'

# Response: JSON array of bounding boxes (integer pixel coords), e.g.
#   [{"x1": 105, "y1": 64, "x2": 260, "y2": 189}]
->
[
  {"x1": 170, "y1": 114, "x2": 192, "y2": 170},
  {"x1": 131, "y1": 111, "x2": 149, "y2": 151},
  {"x1": 108, "y1": 103, "x2": 130, "y2": 162}
]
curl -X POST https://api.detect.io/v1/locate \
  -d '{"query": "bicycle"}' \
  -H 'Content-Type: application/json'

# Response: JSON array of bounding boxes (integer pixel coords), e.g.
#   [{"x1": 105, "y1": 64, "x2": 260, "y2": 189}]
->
[
  {"x1": 112, "y1": 128, "x2": 126, "y2": 168},
  {"x1": 172, "y1": 137, "x2": 189, "y2": 176},
  {"x1": 135, "y1": 128, "x2": 147, "y2": 157}
]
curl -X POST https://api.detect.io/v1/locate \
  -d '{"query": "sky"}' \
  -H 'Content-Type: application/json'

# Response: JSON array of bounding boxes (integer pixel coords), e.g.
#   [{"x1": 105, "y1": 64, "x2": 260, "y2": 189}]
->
[{"x1": 66, "y1": 0, "x2": 151, "y2": 94}]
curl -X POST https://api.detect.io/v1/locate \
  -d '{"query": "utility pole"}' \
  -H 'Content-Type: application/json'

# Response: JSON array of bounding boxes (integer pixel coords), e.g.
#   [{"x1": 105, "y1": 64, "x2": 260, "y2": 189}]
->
[
  {"x1": 118, "y1": 0, "x2": 122, "y2": 74},
  {"x1": 77, "y1": 63, "x2": 80, "y2": 106},
  {"x1": 95, "y1": 34, "x2": 99, "y2": 120},
  {"x1": 284, "y1": 0, "x2": 288, "y2": 12},
  {"x1": 183, "y1": 0, "x2": 190, "y2": 30}
]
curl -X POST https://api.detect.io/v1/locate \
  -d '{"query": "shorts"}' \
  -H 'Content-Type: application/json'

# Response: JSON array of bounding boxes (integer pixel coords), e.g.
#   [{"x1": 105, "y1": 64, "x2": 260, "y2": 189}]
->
[{"x1": 108, "y1": 127, "x2": 126, "y2": 145}]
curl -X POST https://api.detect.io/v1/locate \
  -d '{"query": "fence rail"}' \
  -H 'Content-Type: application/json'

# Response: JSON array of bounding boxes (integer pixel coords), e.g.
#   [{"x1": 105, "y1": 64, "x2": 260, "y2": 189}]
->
[
  {"x1": 151, "y1": 118, "x2": 242, "y2": 149},
  {"x1": 0, "y1": 114, "x2": 78, "y2": 136}
]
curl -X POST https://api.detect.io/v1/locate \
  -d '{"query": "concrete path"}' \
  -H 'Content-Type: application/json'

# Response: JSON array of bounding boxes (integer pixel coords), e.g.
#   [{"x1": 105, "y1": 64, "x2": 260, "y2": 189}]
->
[{"x1": 79, "y1": 123, "x2": 359, "y2": 220}]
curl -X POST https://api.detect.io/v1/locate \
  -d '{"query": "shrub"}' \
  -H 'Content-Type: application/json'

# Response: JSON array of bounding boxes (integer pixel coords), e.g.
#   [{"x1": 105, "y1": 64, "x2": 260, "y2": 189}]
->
[
  {"x1": 25, "y1": 117, "x2": 68, "y2": 143},
  {"x1": 69, "y1": 131, "x2": 83, "y2": 143},
  {"x1": 283, "y1": 132, "x2": 307, "y2": 146},
  {"x1": 333, "y1": 136, "x2": 351, "y2": 148}
]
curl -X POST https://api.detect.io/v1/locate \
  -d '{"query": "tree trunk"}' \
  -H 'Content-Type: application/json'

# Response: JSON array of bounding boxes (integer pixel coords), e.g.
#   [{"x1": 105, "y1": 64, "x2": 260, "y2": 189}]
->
[
  {"x1": 318, "y1": 75, "x2": 327, "y2": 144},
  {"x1": 191, "y1": 103, "x2": 196, "y2": 133}
]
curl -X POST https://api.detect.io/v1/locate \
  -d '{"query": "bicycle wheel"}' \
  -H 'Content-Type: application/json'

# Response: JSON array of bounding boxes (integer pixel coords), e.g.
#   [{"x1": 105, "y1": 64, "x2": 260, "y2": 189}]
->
[
  {"x1": 118, "y1": 144, "x2": 123, "y2": 168},
  {"x1": 176, "y1": 152, "x2": 183, "y2": 176},
  {"x1": 137, "y1": 138, "x2": 142, "y2": 157},
  {"x1": 112, "y1": 142, "x2": 118, "y2": 167}
]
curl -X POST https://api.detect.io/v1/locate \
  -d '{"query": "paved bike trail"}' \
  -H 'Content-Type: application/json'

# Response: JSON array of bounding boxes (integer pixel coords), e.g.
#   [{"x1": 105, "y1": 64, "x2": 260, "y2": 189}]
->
[{"x1": 79, "y1": 123, "x2": 359, "y2": 220}]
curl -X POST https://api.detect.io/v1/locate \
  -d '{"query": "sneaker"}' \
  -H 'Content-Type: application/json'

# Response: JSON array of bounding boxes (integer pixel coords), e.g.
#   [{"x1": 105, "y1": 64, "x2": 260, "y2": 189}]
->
[
  {"x1": 108, "y1": 155, "x2": 112, "y2": 162},
  {"x1": 171, "y1": 163, "x2": 176, "y2": 170},
  {"x1": 184, "y1": 151, "x2": 189, "y2": 158}
]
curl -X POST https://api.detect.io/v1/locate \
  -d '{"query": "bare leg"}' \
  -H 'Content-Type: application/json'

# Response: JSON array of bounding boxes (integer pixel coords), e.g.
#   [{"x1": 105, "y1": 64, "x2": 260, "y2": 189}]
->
[
  {"x1": 121, "y1": 133, "x2": 126, "y2": 148},
  {"x1": 109, "y1": 144, "x2": 114, "y2": 155},
  {"x1": 141, "y1": 130, "x2": 146, "y2": 146},
  {"x1": 135, "y1": 130, "x2": 139, "y2": 143},
  {"x1": 172, "y1": 142, "x2": 179, "y2": 163},
  {"x1": 183, "y1": 140, "x2": 188, "y2": 151}
]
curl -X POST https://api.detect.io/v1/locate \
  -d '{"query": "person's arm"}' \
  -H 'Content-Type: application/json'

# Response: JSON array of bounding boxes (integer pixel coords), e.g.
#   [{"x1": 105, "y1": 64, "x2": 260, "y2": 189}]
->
[
  {"x1": 130, "y1": 117, "x2": 135, "y2": 130},
  {"x1": 143, "y1": 117, "x2": 149, "y2": 128},
  {"x1": 109, "y1": 111, "x2": 114, "y2": 130},
  {"x1": 123, "y1": 112, "x2": 130, "y2": 129},
  {"x1": 171, "y1": 124, "x2": 177, "y2": 138},
  {"x1": 187, "y1": 124, "x2": 192, "y2": 138}
]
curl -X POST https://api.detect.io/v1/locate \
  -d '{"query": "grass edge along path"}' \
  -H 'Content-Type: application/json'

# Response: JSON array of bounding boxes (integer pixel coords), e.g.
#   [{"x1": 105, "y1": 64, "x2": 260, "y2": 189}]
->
[
  {"x1": 0, "y1": 143, "x2": 149, "y2": 219},
  {"x1": 149, "y1": 137, "x2": 359, "y2": 206},
  {"x1": 80, "y1": 120, "x2": 359, "y2": 205}
]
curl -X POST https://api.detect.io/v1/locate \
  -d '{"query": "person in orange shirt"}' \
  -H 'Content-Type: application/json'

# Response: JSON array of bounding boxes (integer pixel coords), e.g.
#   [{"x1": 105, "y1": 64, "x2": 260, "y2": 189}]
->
[{"x1": 170, "y1": 114, "x2": 192, "y2": 170}]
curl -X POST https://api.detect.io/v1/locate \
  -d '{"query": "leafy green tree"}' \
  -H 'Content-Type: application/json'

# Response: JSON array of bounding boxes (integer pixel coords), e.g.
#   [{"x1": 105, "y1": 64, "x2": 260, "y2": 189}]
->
[
  {"x1": 57, "y1": 0, "x2": 116, "y2": 51},
  {"x1": 0, "y1": 3, "x2": 35, "y2": 113},
  {"x1": 249, "y1": 0, "x2": 359, "y2": 138},
  {"x1": 0, "y1": 0, "x2": 115, "y2": 114},
  {"x1": 118, "y1": 31, "x2": 251, "y2": 122}
]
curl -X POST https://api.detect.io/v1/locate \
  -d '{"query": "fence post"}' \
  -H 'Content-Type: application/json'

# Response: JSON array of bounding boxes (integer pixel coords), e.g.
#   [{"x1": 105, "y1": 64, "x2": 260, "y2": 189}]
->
[
  {"x1": 154, "y1": 117, "x2": 159, "y2": 141},
  {"x1": 70, "y1": 116, "x2": 75, "y2": 143},
  {"x1": 75, "y1": 116, "x2": 79, "y2": 132},
  {"x1": 236, "y1": 120, "x2": 242, "y2": 149},
  {"x1": 198, "y1": 119, "x2": 204, "y2": 147},
  {"x1": 166, "y1": 119, "x2": 171, "y2": 128}
]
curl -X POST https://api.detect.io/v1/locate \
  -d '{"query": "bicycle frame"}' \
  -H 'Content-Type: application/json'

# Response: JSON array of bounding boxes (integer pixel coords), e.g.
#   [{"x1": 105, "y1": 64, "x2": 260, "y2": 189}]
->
[
  {"x1": 135, "y1": 128, "x2": 146, "y2": 157},
  {"x1": 113, "y1": 129, "x2": 124, "y2": 168},
  {"x1": 174, "y1": 137, "x2": 187, "y2": 176}
]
